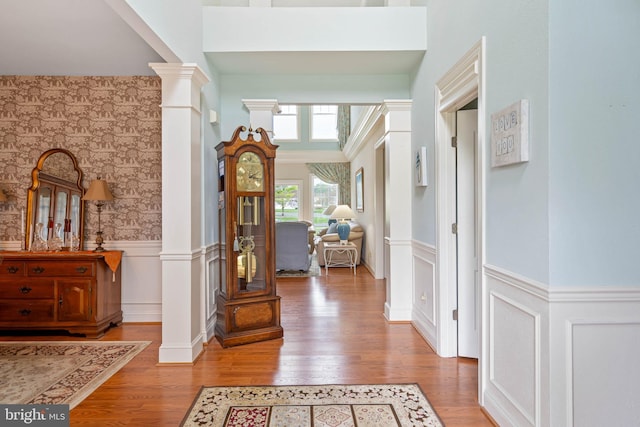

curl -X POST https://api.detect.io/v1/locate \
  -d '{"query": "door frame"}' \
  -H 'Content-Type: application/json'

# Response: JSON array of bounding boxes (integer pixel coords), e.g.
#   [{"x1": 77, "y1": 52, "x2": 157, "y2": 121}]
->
[{"x1": 434, "y1": 38, "x2": 486, "y2": 402}]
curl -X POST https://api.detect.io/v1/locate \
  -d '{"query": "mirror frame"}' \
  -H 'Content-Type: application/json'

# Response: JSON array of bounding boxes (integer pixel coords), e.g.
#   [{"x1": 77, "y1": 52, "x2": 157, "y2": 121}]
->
[{"x1": 26, "y1": 148, "x2": 85, "y2": 251}]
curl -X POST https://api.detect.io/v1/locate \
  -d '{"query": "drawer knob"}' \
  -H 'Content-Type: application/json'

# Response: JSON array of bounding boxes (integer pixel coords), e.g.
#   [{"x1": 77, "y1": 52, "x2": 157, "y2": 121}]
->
[
  {"x1": 76, "y1": 266, "x2": 88, "y2": 274},
  {"x1": 19, "y1": 309, "x2": 32, "y2": 316},
  {"x1": 32, "y1": 266, "x2": 45, "y2": 274},
  {"x1": 19, "y1": 286, "x2": 32, "y2": 294},
  {"x1": 7, "y1": 266, "x2": 19, "y2": 274}
]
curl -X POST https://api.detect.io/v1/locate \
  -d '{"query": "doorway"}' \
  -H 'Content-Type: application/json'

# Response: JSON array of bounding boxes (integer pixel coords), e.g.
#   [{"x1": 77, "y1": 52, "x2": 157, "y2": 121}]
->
[{"x1": 434, "y1": 38, "x2": 486, "y2": 402}]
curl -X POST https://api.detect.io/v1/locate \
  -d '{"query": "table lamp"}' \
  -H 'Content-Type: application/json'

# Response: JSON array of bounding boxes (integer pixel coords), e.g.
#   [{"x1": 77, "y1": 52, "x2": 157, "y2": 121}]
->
[
  {"x1": 330, "y1": 204, "x2": 356, "y2": 245},
  {"x1": 82, "y1": 178, "x2": 114, "y2": 252}
]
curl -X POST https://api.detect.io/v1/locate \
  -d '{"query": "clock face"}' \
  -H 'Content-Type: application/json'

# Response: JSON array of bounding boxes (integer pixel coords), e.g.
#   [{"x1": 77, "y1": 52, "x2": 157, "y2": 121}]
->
[{"x1": 236, "y1": 152, "x2": 264, "y2": 192}]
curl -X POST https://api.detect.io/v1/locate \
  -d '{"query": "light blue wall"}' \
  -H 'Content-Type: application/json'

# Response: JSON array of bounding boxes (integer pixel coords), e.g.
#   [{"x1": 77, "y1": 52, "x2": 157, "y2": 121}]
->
[
  {"x1": 125, "y1": 0, "x2": 222, "y2": 245},
  {"x1": 411, "y1": 0, "x2": 551, "y2": 283},
  {"x1": 548, "y1": 0, "x2": 640, "y2": 286},
  {"x1": 218, "y1": 74, "x2": 410, "y2": 144}
]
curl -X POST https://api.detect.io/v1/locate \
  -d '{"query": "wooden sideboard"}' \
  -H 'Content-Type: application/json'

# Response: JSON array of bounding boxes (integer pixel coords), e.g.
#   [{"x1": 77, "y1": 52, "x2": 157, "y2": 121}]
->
[{"x1": 0, "y1": 251, "x2": 122, "y2": 338}]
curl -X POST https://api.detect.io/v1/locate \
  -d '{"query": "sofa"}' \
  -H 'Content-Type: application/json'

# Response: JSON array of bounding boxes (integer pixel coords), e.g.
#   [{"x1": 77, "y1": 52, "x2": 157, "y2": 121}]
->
[
  {"x1": 315, "y1": 221, "x2": 364, "y2": 266},
  {"x1": 275, "y1": 221, "x2": 312, "y2": 271}
]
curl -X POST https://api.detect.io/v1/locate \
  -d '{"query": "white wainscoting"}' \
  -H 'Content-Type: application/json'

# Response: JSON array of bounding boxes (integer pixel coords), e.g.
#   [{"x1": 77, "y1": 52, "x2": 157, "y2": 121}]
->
[
  {"x1": 483, "y1": 270, "x2": 544, "y2": 427},
  {"x1": 411, "y1": 241, "x2": 437, "y2": 350},
  {"x1": 202, "y1": 243, "x2": 220, "y2": 342},
  {"x1": 549, "y1": 287, "x2": 640, "y2": 427},
  {"x1": 101, "y1": 240, "x2": 220, "y2": 330},
  {"x1": 484, "y1": 264, "x2": 640, "y2": 427},
  {"x1": 103, "y1": 240, "x2": 163, "y2": 323}
]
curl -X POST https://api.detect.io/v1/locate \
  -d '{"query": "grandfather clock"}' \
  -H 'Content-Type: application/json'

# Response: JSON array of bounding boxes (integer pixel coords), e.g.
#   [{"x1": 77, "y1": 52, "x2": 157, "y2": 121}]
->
[{"x1": 215, "y1": 126, "x2": 283, "y2": 347}]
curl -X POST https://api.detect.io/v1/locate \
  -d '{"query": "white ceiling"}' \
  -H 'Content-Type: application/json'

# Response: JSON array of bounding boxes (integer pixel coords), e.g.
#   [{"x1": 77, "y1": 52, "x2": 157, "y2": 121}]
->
[
  {"x1": 0, "y1": 0, "x2": 164, "y2": 76},
  {"x1": 0, "y1": 0, "x2": 423, "y2": 77}
]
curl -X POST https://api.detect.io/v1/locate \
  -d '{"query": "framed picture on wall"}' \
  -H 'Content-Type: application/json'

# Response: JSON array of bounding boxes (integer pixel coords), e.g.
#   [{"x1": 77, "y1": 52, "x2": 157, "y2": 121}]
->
[
  {"x1": 355, "y1": 167, "x2": 364, "y2": 212},
  {"x1": 415, "y1": 146, "x2": 428, "y2": 186}
]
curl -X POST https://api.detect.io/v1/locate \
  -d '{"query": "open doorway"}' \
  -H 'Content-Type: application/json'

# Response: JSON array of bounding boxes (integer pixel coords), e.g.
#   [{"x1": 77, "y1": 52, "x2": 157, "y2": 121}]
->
[{"x1": 434, "y1": 38, "x2": 486, "y2": 402}]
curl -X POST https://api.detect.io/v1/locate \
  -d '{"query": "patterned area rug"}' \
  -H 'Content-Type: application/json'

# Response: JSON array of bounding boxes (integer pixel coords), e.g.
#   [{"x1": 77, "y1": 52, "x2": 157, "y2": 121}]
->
[
  {"x1": 181, "y1": 384, "x2": 443, "y2": 426},
  {"x1": 276, "y1": 253, "x2": 321, "y2": 277},
  {"x1": 0, "y1": 341, "x2": 149, "y2": 409}
]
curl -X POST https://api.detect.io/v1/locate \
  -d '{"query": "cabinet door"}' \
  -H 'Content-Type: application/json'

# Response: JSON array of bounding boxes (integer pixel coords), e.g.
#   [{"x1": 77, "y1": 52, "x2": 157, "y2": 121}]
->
[{"x1": 58, "y1": 280, "x2": 92, "y2": 321}]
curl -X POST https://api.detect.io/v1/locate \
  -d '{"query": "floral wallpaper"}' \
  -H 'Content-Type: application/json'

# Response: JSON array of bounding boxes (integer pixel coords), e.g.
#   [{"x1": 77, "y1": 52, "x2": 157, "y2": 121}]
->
[{"x1": 0, "y1": 75, "x2": 162, "y2": 243}]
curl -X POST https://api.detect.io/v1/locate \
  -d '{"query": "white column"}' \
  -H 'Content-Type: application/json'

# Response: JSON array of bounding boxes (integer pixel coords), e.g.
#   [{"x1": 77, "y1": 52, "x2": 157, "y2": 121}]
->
[
  {"x1": 242, "y1": 99, "x2": 280, "y2": 138},
  {"x1": 150, "y1": 63, "x2": 210, "y2": 363},
  {"x1": 382, "y1": 100, "x2": 413, "y2": 321}
]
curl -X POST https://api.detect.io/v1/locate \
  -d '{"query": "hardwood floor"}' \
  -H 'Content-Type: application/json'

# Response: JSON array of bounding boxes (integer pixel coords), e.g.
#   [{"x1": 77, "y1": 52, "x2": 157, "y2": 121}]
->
[{"x1": 3, "y1": 266, "x2": 494, "y2": 426}]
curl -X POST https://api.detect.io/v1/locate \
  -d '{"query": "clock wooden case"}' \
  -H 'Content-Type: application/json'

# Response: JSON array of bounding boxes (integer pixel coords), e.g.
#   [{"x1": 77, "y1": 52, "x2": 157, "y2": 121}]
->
[{"x1": 215, "y1": 126, "x2": 283, "y2": 347}]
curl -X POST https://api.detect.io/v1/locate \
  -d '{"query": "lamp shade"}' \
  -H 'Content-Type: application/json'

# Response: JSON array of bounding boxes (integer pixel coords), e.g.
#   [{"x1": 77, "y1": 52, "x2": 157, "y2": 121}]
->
[
  {"x1": 322, "y1": 204, "x2": 337, "y2": 216},
  {"x1": 330, "y1": 204, "x2": 355, "y2": 221},
  {"x1": 82, "y1": 178, "x2": 114, "y2": 201},
  {"x1": 0, "y1": 190, "x2": 7, "y2": 202}
]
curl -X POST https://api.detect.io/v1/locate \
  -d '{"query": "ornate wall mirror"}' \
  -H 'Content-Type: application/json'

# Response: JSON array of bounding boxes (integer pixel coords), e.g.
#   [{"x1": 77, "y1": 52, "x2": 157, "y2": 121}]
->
[{"x1": 26, "y1": 148, "x2": 85, "y2": 251}]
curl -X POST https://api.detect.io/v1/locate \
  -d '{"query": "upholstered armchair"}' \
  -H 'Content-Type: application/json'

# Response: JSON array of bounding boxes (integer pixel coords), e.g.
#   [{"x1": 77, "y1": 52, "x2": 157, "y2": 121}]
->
[
  {"x1": 315, "y1": 221, "x2": 364, "y2": 266},
  {"x1": 275, "y1": 221, "x2": 312, "y2": 271}
]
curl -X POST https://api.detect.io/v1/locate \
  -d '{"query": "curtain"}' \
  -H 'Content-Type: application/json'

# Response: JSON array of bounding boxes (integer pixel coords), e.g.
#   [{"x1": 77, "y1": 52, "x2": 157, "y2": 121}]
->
[
  {"x1": 306, "y1": 162, "x2": 351, "y2": 206},
  {"x1": 337, "y1": 105, "x2": 351, "y2": 150}
]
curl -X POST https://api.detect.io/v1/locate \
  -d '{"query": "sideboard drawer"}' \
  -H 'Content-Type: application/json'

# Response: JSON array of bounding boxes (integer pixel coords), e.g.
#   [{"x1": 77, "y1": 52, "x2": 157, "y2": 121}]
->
[
  {"x1": 26, "y1": 262, "x2": 95, "y2": 277},
  {"x1": 0, "y1": 282, "x2": 54, "y2": 299},
  {"x1": 0, "y1": 262, "x2": 25, "y2": 277},
  {"x1": 0, "y1": 301, "x2": 55, "y2": 322}
]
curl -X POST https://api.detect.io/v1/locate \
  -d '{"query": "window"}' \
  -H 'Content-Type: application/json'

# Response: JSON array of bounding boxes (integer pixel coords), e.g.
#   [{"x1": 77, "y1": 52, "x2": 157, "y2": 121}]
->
[
  {"x1": 310, "y1": 105, "x2": 338, "y2": 141},
  {"x1": 275, "y1": 181, "x2": 300, "y2": 221},
  {"x1": 312, "y1": 175, "x2": 339, "y2": 228},
  {"x1": 273, "y1": 105, "x2": 299, "y2": 141}
]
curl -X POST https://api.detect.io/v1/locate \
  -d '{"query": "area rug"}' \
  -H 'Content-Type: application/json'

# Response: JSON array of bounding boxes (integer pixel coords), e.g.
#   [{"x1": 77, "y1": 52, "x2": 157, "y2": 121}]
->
[
  {"x1": 181, "y1": 384, "x2": 444, "y2": 426},
  {"x1": 276, "y1": 253, "x2": 321, "y2": 278},
  {"x1": 0, "y1": 341, "x2": 150, "y2": 409}
]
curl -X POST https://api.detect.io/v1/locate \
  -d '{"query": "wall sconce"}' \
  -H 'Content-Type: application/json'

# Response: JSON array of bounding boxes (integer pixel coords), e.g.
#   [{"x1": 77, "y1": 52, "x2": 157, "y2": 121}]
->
[{"x1": 82, "y1": 178, "x2": 114, "y2": 252}]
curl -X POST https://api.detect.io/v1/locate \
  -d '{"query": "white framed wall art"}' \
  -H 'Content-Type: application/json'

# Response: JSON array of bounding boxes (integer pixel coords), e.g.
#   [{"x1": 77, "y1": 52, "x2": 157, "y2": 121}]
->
[
  {"x1": 415, "y1": 146, "x2": 428, "y2": 186},
  {"x1": 491, "y1": 99, "x2": 529, "y2": 167}
]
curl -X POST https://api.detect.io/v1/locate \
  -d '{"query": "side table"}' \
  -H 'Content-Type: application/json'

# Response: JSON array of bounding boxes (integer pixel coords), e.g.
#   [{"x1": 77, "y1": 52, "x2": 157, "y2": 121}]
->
[{"x1": 323, "y1": 242, "x2": 358, "y2": 275}]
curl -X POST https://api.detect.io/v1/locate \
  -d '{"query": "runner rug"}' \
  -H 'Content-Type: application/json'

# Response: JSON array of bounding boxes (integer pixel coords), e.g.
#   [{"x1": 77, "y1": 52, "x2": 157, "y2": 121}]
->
[
  {"x1": 0, "y1": 341, "x2": 150, "y2": 409},
  {"x1": 181, "y1": 384, "x2": 444, "y2": 427}
]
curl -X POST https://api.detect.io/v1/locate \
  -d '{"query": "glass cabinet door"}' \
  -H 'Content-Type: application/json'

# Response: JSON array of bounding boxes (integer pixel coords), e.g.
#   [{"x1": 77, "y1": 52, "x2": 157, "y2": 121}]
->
[
  {"x1": 54, "y1": 189, "x2": 69, "y2": 240},
  {"x1": 236, "y1": 196, "x2": 266, "y2": 293},
  {"x1": 35, "y1": 186, "x2": 53, "y2": 240},
  {"x1": 70, "y1": 193, "x2": 81, "y2": 236}
]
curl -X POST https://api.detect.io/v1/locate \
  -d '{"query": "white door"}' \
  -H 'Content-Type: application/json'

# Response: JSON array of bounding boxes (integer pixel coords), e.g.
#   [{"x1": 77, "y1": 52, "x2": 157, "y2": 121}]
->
[{"x1": 456, "y1": 109, "x2": 479, "y2": 358}]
